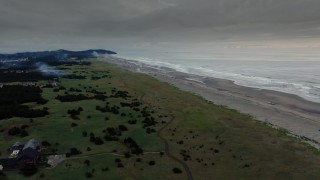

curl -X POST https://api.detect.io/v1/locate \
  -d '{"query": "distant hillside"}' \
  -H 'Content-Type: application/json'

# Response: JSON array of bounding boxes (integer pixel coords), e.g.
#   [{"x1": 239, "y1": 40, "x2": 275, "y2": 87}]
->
[{"x1": 0, "y1": 49, "x2": 117, "y2": 61}]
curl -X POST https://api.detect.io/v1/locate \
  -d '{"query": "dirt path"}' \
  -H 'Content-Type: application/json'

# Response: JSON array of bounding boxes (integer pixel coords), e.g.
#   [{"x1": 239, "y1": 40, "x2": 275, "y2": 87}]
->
[{"x1": 157, "y1": 115, "x2": 194, "y2": 180}]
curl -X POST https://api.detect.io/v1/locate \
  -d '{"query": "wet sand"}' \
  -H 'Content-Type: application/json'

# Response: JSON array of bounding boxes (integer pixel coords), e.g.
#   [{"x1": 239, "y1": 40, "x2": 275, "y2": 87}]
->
[{"x1": 101, "y1": 56, "x2": 320, "y2": 147}]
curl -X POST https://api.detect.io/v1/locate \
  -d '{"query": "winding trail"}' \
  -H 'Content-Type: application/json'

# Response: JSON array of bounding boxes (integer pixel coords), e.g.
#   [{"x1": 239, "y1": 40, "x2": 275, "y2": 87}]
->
[{"x1": 156, "y1": 115, "x2": 194, "y2": 180}]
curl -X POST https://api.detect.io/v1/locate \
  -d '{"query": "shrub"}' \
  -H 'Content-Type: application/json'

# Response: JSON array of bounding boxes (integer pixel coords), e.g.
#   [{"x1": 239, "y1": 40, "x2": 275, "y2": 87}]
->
[
  {"x1": 41, "y1": 141, "x2": 51, "y2": 147},
  {"x1": 85, "y1": 172, "x2": 93, "y2": 178},
  {"x1": 118, "y1": 125, "x2": 128, "y2": 131},
  {"x1": 128, "y1": 119, "x2": 137, "y2": 124},
  {"x1": 20, "y1": 129, "x2": 29, "y2": 137},
  {"x1": 71, "y1": 123, "x2": 78, "y2": 127},
  {"x1": 149, "y1": 161, "x2": 155, "y2": 166},
  {"x1": 124, "y1": 153, "x2": 131, "y2": 158},
  {"x1": 94, "y1": 137, "x2": 104, "y2": 145},
  {"x1": 66, "y1": 148, "x2": 82, "y2": 157},
  {"x1": 173, "y1": 168, "x2": 182, "y2": 174},
  {"x1": 84, "y1": 160, "x2": 90, "y2": 166},
  {"x1": 117, "y1": 163, "x2": 124, "y2": 168},
  {"x1": 82, "y1": 131, "x2": 88, "y2": 137}
]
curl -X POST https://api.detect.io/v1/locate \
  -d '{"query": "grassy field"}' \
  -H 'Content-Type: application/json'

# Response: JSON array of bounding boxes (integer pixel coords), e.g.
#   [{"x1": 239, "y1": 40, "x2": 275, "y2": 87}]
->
[{"x1": 1, "y1": 60, "x2": 320, "y2": 179}]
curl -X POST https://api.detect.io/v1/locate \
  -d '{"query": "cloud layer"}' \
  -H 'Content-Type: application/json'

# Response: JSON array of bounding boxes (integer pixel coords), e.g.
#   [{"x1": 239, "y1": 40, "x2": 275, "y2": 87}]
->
[{"x1": 1, "y1": 0, "x2": 320, "y2": 52}]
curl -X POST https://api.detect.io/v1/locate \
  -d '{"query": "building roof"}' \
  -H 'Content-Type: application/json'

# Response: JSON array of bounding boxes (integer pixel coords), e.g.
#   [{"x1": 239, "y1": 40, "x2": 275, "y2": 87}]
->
[
  {"x1": 22, "y1": 139, "x2": 40, "y2": 151},
  {"x1": 12, "y1": 141, "x2": 25, "y2": 147},
  {"x1": 0, "y1": 158, "x2": 16, "y2": 168},
  {"x1": 0, "y1": 139, "x2": 41, "y2": 169},
  {"x1": 18, "y1": 148, "x2": 39, "y2": 160}
]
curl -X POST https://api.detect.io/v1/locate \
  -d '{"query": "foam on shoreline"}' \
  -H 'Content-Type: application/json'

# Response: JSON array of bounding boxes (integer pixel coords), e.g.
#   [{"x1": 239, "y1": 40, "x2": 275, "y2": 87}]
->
[{"x1": 113, "y1": 55, "x2": 320, "y2": 103}]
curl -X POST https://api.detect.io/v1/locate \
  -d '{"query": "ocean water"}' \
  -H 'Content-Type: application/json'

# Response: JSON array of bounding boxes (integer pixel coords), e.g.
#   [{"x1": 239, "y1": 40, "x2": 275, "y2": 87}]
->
[{"x1": 115, "y1": 51, "x2": 320, "y2": 103}]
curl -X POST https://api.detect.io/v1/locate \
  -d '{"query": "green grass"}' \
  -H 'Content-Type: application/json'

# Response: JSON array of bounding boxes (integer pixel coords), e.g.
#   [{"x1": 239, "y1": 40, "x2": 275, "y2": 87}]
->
[{"x1": 1, "y1": 60, "x2": 320, "y2": 179}]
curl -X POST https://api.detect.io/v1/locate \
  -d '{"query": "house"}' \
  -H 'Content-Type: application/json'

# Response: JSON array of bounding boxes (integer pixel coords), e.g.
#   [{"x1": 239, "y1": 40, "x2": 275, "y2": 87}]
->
[{"x1": 0, "y1": 139, "x2": 41, "y2": 169}]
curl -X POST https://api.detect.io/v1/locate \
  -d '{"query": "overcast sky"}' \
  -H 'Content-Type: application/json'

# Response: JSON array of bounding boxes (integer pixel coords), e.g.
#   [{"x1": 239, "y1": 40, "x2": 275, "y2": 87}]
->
[{"x1": 1, "y1": 0, "x2": 320, "y2": 53}]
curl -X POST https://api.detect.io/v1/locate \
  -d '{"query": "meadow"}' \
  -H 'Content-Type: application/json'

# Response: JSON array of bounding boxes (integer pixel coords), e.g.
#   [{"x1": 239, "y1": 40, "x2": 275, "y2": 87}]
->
[{"x1": 1, "y1": 60, "x2": 320, "y2": 179}]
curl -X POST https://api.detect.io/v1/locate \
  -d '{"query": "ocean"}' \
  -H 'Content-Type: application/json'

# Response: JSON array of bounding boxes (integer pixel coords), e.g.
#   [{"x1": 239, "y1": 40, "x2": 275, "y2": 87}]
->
[{"x1": 115, "y1": 50, "x2": 320, "y2": 103}]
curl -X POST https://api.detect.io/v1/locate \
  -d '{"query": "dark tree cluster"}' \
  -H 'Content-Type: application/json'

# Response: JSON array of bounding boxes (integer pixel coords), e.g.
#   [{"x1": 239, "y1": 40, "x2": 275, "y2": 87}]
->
[
  {"x1": 96, "y1": 104, "x2": 120, "y2": 114},
  {"x1": 120, "y1": 100, "x2": 141, "y2": 108},
  {"x1": 180, "y1": 150, "x2": 192, "y2": 161},
  {"x1": 0, "y1": 69, "x2": 52, "y2": 82},
  {"x1": 102, "y1": 127, "x2": 122, "y2": 141},
  {"x1": 114, "y1": 158, "x2": 124, "y2": 168},
  {"x1": 172, "y1": 168, "x2": 182, "y2": 174},
  {"x1": 85, "y1": 172, "x2": 93, "y2": 178},
  {"x1": 93, "y1": 94, "x2": 108, "y2": 101},
  {"x1": 19, "y1": 164, "x2": 38, "y2": 177},
  {"x1": 89, "y1": 133, "x2": 104, "y2": 145},
  {"x1": 63, "y1": 74, "x2": 86, "y2": 79},
  {"x1": 56, "y1": 94, "x2": 91, "y2": 102},
  {"x1": 54, "y1": 61, "x2": 91, "y2": 66},
  {"x1": 149, "y1": 160, "x2": 156, "y2": 166},
  {"x1": 140, "y1": 108, "x2": 157, "y2": 133},
  {"x1": 69, "y1": 88, "x2": 82, "y2": 92},
  {"x1": 110, "y1": 89, "x2": 130, "y2": 99},
  {"x1": 66, "y1": 147, "x2": 82, "y2": 157},
  {"x1": 128, "y1": 119, "x2": 137, "y2": 125},
  {"x1": 90, "y1": 75, "x2": 110, "y2": 80},
  {"x1": 41, "y1": 141, "x2": 51, "y2": 147},
  {"x1": 86, "y1": 89, "x2": 106, "y2": 95},
  {"x1": 118, "y1": 125, "x2": 128, "y2": 131},
  {"x1": 0, "y1": 85, "x2": 49, "y2": 120},
  {"x1": 0, "y1": 171, "x2": 6, "y2": 178},
  {"x1": 123, "y1": 137, "x2": 143, "y2": 155},
  {"x1": 0, "y1": 85, "x2": 47, "y2": 105},
  {"x1": 7, "y1": 126, "x2": 29, "y2": 137},
  {"x1": 57, "y1": 93, "x2": 108, "y2": 102},
  {"x1": 67, "y1": 107, "x2": 83, "y2": 120},
  {"x1": 71, "y1": 123, "x2": 78, "y2": 127}
]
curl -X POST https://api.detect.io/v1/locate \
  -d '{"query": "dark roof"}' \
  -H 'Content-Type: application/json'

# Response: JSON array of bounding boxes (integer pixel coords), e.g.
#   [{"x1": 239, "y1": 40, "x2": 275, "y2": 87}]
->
[
  {"x1": 0, "y1": 158, "x2": 16, "y2": 168},
  {"x1": 22, "y1": 139, "x2": 40, "y2": 150},
  {"x1": 0, "y1": 142, "x2": 40, "y2": 169},
  {"x1": 18, "y1": 148, "x2": 39, "y2": 160}
]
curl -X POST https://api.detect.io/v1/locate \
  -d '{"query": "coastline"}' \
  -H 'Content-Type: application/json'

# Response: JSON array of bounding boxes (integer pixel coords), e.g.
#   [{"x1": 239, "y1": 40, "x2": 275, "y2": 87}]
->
[{"x1": 101, "y1": 56, "x2": 320, "y2": 147}]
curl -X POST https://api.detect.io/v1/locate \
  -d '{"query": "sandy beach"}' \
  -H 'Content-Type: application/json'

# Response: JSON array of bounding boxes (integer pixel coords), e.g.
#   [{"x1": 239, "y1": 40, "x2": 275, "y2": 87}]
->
[{"x1": 102, "y1": 56, "x2": 320, "y2": 147}]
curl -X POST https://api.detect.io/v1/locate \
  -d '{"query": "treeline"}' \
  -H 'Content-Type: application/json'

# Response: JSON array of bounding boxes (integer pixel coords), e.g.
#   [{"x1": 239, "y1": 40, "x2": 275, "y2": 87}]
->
[
  {"x1": 0, "y1": 85, "x2": 49, "y2": 120},
  {"x1": 0, "y1": 69, "x2": 51, "y2": 82}
]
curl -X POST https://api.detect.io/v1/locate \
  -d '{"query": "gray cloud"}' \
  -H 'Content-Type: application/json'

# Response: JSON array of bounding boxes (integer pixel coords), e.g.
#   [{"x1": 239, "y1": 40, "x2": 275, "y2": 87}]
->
[{"x1": 0, "y1": 0, "x2": 320, "y2": 52}]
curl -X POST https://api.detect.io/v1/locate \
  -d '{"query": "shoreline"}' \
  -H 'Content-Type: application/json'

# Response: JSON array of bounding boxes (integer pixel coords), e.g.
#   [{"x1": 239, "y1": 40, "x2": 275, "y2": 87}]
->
[{"x1": 101, "y1": 56, "x2": 320, "y2": 147}]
